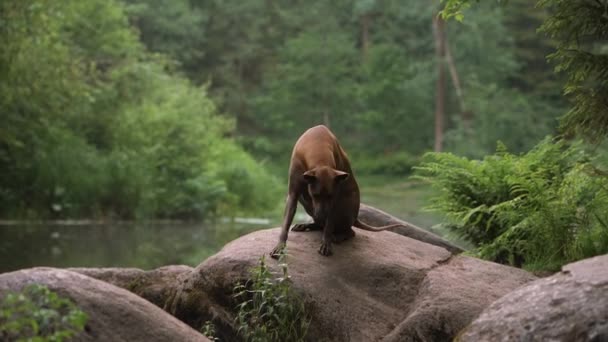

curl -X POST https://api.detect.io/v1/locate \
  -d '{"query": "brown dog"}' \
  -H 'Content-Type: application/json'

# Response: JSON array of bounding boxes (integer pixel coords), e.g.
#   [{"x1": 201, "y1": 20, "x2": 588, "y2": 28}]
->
[{"x1": 270, "y1": 125, "x2": 406, "y2": 257}]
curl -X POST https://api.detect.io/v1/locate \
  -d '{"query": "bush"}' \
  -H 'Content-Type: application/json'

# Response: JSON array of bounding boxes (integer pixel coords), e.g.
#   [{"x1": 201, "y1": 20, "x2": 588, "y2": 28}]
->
[
  {"x1": 415, "y1": 138, "x2": 608, "y2": 271},
  {"x1": 0, "y1": 0, "x2": 281, "y2": 220},
  {"x1": 0, "y1": 284, "x2": 88, "y2": 341},
  {"x1": 211, "y1": 143, "x2": 282, "y2": 217},
  {"x1": 234, "y1": 253, "x2": 310, "y2": 342}
]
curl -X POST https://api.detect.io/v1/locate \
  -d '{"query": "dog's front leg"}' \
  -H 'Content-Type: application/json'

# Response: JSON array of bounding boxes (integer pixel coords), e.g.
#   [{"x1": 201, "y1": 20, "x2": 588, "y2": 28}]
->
[
  {"x1": 318, "y1": 217, "x2": 335, "y2": 256},
  {"x1": 271, "y1": 193, "x2": 298, "y2": 258}
]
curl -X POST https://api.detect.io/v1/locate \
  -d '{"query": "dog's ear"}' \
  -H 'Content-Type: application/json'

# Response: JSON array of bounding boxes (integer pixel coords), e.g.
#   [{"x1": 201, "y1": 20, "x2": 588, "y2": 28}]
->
[
  {"x1": 334, "y1": 171, "x2": 349, "y2": 183},
  {"x1": 302, "y1": 169, "x2": 317, "y2": 184}
]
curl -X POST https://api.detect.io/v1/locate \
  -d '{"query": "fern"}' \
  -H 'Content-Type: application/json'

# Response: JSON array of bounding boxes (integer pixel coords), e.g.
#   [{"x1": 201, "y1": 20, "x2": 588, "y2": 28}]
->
[{"x1": 415, "y1": 138, "x2": 608, "y2": 271}]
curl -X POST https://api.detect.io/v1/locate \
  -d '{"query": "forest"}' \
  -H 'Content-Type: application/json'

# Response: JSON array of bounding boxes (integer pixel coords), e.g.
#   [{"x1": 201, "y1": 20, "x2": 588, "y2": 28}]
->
[
  {"x1": 2, "y1": 0, "x2": 608, "y2": 341},
  {"x1": 2, "y1": 0, "x2": 608, "y2": 269}
]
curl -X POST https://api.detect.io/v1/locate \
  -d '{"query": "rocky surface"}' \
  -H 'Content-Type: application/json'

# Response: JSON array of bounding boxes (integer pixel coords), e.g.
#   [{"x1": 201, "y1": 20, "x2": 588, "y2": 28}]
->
[
  {"x1": 458, "y1": 254, "x2": 608, "y2": 342},
  {"x1": 69, "y1": 265, "x2": 192, "y2": 308},
  {"x1": 0, "y1": 268, "x2": 209, "y2": 342},
  {"x1": 165, "y1": 227, "x2": 535, "y2": 341}
]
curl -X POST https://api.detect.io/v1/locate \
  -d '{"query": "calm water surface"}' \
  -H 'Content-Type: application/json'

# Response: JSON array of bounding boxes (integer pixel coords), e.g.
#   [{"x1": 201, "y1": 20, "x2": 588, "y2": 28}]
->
[{"x1": 0, "y1": 220, "x2": 276, "y2": 273}]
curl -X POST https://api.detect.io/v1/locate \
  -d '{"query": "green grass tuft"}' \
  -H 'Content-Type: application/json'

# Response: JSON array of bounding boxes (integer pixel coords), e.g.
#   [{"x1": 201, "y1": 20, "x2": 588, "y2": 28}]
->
[{"x1": 233, "y1": 251, "x2": 310, "y2": 342}]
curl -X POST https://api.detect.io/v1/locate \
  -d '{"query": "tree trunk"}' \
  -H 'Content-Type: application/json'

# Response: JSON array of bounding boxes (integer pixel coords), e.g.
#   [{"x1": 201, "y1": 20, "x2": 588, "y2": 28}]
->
[
  {"x1": 361, "y1": 13, "x2": 371, "y2": 62},
  {"x1": 445, "y1": 42, "x2": 464, "y2": 113},
  {"x1": 432, "y1": 13, "x2": 446, "y2": 152},
  {"x1": 445, "y1": 39, "x2": 472, "y2": 132}
]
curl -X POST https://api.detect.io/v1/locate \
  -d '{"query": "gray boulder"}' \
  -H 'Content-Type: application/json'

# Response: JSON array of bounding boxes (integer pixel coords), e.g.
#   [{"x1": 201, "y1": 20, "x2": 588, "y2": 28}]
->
[
  {"x1": 0, "y1": 267, "x2": 209, "y2": 342},
  {"x1": 69, "y1": 265, "x2": 192, "y2": 308},
  {"x1": 458, "y1": 254, "x2": 608, "y2": 342},
  {"x1": 165, "y1": 227, "x2": 535, "y2": 341}
]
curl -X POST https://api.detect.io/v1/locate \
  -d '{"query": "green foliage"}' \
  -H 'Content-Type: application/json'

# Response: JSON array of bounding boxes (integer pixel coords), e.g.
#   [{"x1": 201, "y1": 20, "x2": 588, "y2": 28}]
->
[
  {"x1": 415, "y1": 138, "x2": 608, "y2": 270},
  {"x1": 445, "y1": 80, "x2": 555, "y2": 158},
  {"x1": 0, "y1": 284, "x2": 88, "y2": 341},
  {"x1": 1, "y1": 0, "x2": 581, "y2": 217},
  {"x1": 123, "y1": 0, "x2": 207, "y2": 70},
  {"x1": 252, "y1": 27, "x2": 360, "y2": 157},
  {"x1": 211, "y1": 143, "x2": 283, "y2": 217},
  {"x1": 357, "y1": 43, "x2": 435, "y2": 155},
  {"x1": 121, "y1": 0, "x2": 562, "y2": 171},
  {"x1": 106, "y1": 62, "x2": 233, "y2": 219},
  {"x1": 419, "y1": 0, "x2": 608, "y2": 272},
  {"x1": 443, "y1": 0, "x2": 608, "y2": 143},
  {"x1": 502, "y1": 0, "x2": 562, "y2": 103},
  {"x1": 0, "y1": 0, "x2": 281, "y2": 219},
  {"x1": 439, "y1": 0, "x2": 503, "y2": 20},
  {"x1": 440, "y1": 1, "x2": 560, "y2": 157},
  {"x1": 201, "y1": 321, "x2": 220, "y2": 341},
  {"x1": 537, "y1": 0, "x2": 608, "y2": 141},
  {"x1": 234, "y1": 254, "x2": 310, "y2": 342}
]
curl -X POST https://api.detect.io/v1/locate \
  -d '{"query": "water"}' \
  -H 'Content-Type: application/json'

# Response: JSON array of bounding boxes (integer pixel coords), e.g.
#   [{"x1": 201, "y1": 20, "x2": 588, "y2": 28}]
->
[{"x1": 0, "y1": 220, "x2": 274, "y2": 273}]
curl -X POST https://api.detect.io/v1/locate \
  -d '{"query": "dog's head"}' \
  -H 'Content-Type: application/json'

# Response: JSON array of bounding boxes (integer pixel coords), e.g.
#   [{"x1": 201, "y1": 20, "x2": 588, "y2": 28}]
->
[{"x1": 302, "y1": 166, "x2": 349, "y2": 222}]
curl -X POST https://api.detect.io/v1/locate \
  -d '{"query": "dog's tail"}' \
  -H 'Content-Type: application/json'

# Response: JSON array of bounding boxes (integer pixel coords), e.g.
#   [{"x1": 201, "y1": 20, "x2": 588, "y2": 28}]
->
[{"x1": 353, "y1": 219, "x2": 404, "y2": 232}]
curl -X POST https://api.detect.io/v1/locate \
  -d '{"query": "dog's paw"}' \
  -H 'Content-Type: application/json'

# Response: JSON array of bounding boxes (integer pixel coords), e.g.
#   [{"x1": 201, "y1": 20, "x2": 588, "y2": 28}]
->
[
  {"x1": 318, "y1": 242, "x2": 333, "y2": 256},
  {"x1": 270, "y1": 243, "x2": 285, "y2": 259}
]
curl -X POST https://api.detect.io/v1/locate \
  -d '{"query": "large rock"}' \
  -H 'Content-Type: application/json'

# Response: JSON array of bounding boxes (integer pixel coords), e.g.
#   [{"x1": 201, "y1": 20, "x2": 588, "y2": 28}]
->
[
  {"x1": 69, "y1": 265, "x2": 192, "y2": 308},
  {"x1": 165, "y1": 228, "x2": 535, "y2": 341},
  {"x1": 459, "y1": 254, "x2": 608, "y2": 342},
  {"x1": 0, "y1": 268, "x2": 209, "y2": 342}
]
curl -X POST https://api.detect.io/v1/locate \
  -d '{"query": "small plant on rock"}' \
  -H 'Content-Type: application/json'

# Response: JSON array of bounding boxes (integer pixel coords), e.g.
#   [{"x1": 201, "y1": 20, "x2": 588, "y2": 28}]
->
[
  {"x1": 0, "y1": 284, "x2": 88, "y2": 341},
  {"x1": 201, "y1": 320, "x2": 220, "y2": 341},
  {"x1": 234, "y1": 252, "x2": 310, "y2": 342}
]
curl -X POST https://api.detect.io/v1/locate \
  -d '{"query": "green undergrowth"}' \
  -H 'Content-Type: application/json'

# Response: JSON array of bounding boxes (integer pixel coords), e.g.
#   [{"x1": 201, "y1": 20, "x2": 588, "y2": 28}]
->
[
  {"x1": 0, "y1": 284, "x2": 88, "y2": 341},
  {"x1": 201, "y1": 320, "x2": 220, "y2": 341},
  {"x1": 416, "y1": 138, "x2": 608, "y2": 271},
  {"x1": 233, "y1": 252, "x2": 310, "y2": 342}
]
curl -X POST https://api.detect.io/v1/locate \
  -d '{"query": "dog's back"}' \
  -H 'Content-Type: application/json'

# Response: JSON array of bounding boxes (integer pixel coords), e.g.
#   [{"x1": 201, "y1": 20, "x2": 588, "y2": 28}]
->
[{"x1": 292, "y1": 125, "x2": 353, "y2": 176}]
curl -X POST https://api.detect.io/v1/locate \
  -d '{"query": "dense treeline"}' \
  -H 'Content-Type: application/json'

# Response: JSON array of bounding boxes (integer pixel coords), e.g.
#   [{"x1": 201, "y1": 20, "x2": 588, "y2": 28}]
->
[
  {"x1": 2, "y1": 0, "x2": 567, "y2": 220},
  {"x1": 123, "y1": 0, "x2": 564, "y2": 161},
  {"x1": 1, "y1": 0, "x2": 280, "y2": 219}
]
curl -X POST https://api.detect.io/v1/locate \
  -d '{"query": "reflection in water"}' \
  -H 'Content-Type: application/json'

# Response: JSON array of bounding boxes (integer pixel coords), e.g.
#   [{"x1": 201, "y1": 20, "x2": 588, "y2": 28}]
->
[{"x1": 0, "y1": 220, "x2": 276, "y2": 273}]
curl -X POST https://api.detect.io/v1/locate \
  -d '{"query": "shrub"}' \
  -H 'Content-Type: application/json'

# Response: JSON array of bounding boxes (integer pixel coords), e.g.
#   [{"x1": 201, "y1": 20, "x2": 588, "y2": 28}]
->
[
  {"x1": 234, "y1": 253, "x2": 310, "y2": 342},
  {"x1": 201, "y1": 321, "x2": 220, "y2": 341},
  {"x1": 0, "y1": 0, "x2": 281, "y2": 220},
  {"x1": 210, "y1": 142, "x2": 282, "y2": 217},
  {"x1": 0, "y1": 284, "x2": 88, "y2": 341},
  {"x1": 415, "y1": 138, "x2": 608, "y2": 271}
]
